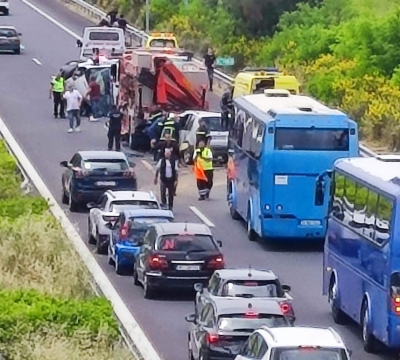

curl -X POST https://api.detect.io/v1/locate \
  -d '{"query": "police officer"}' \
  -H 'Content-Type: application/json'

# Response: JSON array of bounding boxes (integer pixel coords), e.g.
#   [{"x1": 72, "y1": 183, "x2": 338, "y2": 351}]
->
[
  {"x1": 193, "y1": 139, "x2": 214, "y2": 200},
  {"x1": 196, "y1": 119, "x2": 211, "y2": 146},
  {"x1": 107, "y1": 105, "x2": 123, "y2": 151},
  {"x1": 158, "y1": 113, "x2": 180, "y2": 142},
  {"x1": 49, "y1": 70, "x2": 65, "y2": 118}
]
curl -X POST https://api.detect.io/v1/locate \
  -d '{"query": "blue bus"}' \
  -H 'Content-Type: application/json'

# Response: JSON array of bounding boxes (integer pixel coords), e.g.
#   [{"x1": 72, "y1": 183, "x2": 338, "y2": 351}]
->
[
  {"x1": 323, "y1": 155, "x2": 400, "y2": 352},
  {"x1": 226, "y1": 89, "x2": 359, "y2": 241}
]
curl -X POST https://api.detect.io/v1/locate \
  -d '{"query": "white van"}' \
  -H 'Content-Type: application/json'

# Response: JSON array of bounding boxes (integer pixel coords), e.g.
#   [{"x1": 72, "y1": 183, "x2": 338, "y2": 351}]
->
[{"x1": 77, "y1": 26, "x2": 125, "y2": 60}]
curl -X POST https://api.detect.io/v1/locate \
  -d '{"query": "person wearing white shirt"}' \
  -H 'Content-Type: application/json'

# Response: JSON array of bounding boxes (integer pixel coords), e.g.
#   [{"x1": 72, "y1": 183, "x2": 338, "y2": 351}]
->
[{"x1": 63, "y1": 85, "x2": 82, "y2": 133}]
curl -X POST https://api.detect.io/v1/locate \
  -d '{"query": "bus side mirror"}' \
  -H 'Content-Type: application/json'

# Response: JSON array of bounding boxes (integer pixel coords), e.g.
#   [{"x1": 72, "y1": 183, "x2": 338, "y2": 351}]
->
[
  {"x1": 76, "y1": 39, "x2": 82, "y2": 48},
  {"x1": 315, "y1": 176, "x2": 325, "y2": 206}
]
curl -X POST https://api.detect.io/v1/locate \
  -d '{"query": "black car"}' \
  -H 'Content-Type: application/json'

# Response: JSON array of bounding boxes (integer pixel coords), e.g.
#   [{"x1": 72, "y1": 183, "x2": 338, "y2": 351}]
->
[
  {"x1": 194, "y1": 268, "x2": 295, "y2": 323},
  {"x1": 60, "y1": 150, "x2": 137, "y2": 211},
  {"x1": 133, "y1": 222, "x2": 223, "y2": 299},
  {"x1": 186, "y1": 298, "x2": 292, "y2": 360}
]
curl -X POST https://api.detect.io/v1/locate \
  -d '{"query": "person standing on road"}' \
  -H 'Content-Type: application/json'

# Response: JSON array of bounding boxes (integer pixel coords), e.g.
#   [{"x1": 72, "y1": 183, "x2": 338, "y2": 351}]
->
[
  {"x1": 107, "y1": 104, "x2": 123, "y2": 151},
  {"x1": 203, "y1": 47, "x2": 216, "y2": 92},
  {"x1": 154, "y1": 148, "x2": 178, "y2": 211},
  {"x1": 193, "y1": 139, "x2": 214, "y2": 200},
  {"x1": 63, "y1": 85, "x2": 82, "y2": 133},
  {"x1": 86, "y1": 76, "x2": 101, "y2": 121},
  {"x1": 49, "y1": 70, "x2": 65, "y2": 119}
]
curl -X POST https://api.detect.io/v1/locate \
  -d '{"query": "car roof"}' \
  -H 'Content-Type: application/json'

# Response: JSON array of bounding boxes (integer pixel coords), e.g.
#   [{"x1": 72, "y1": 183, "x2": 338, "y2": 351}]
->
[
  {"x1": 214, "y1": 268, "x2": 278, "y2": 281},
  {"x1": 123, "y1": 209, "x2": 174, "y2": 218},
  {"x1": 153, "y1": 222, "x2": 212, "y2": 235},
  {"x1": 259, "y1": 326, "x2": 345, "y2": 348},
  {"x1": 107, "y1": 190, "x2": 157, "y2": 201},
  {"x1": 78, "y1": 150, "x2": 127, "y2": 160},
  {"x1": 213, "y1": 298, "x2": 283, "y2": 316},
  {"x1": 0, "y1": 26, "x2": 16, "y2": 30}
]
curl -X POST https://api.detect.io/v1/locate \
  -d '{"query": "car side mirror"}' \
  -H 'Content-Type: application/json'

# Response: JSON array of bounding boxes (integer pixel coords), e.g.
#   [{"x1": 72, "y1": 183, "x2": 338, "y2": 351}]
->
[
  {"x1": 282, "y1": 284, "x2": 291, "y2": 292},
  {"x1": 194, "y1": 283, "x2": 203, "y2": 293},
  {"x1": 105, "y1": 222, "x2": 113, "y2": 229},
  {"x1": 60, "y1": 161, "x2": 69, "y2": 167},
  {"x1": 217, "y1": 240, "x2": 222, "y2": 247},
  {"x1": 18, "y1": 33, "x2": 22, "y2": 36},
  {"x1": 76, "y1": 39, "x2": 82, "y2": 48},
  {"x1": 185, "y1": 314, "x2": 196, "y2": 323},
  {"x1": 86, "y1": 202, "x2": 98, "y2": 209}
]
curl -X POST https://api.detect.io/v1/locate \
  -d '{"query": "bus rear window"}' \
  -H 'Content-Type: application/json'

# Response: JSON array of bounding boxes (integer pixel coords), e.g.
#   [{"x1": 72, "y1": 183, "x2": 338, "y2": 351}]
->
[
  {"x1": 89, "y1": 32, "x2": 119, "y2": 41},
  {"x1": 275, "y1": 128, "x2": 349, "y2": 151}
]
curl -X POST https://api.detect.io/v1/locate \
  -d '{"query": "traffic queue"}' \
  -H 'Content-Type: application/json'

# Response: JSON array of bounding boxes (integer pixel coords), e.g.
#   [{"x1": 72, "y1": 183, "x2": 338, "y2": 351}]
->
[{"x1": 54, "y1": 25, "x2": 358, "y2": 360}]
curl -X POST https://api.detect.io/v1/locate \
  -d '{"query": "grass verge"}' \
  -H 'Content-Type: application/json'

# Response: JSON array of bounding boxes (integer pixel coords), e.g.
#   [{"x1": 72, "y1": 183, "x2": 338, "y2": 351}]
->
[{"x1": 0, "y1": 139, "x2": 134, "y2": 359}]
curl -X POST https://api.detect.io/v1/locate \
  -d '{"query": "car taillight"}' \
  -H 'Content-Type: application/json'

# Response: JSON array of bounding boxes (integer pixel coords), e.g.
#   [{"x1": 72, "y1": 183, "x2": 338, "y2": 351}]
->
[
  {"x1": 207, "y1": 334, "x2": 219, "y2": 344},
  {"x1": 123, "y1": 169, "x2": 135, "y2": 178},
  {"x1": 207, "y1": 255, "x2": 224, "y2": 270},
  {"x1": 279, "y1": 301, "x2": 292, "y2": 315},
  {"x1": 103, "y1": 215, "x2": 118, "y2": 222},
  {"x1": 393, "y1": 296, "x2": 400, "y2": 314},
  {"x1": 148, "y1": 254, "x2": 168, "y2": 270}
]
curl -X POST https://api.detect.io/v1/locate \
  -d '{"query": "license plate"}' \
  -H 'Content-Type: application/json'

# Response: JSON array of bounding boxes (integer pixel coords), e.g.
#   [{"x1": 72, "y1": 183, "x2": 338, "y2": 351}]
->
[
  {"x1": 96, "y1": 181, "x2": 116, "y2": 186},
  {"x1": 300, "y1": 220, "x2": 320, "y2": 226},
  {"x1": 176, "y1": 265, "x2": 200, "y2": 271}
]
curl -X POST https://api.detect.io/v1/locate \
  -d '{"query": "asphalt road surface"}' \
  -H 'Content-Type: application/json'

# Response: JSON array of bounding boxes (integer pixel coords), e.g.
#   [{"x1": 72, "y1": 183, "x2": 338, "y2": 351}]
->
[{"x1": 0, "y1": 1, "x2": 397, "y2": 359}]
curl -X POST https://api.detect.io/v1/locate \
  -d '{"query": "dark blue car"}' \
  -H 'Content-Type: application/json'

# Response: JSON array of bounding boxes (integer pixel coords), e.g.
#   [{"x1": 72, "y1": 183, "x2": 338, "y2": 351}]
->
[
  {"x1": 106, "y1": 208, "x2": 174, "y2": 275},
  {"x1": 60, "y1": 150, "x2": 137, "y2": 212}
]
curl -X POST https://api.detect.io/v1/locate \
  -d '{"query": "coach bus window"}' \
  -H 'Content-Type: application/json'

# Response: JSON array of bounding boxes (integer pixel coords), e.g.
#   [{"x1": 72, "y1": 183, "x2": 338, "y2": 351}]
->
[
  {"x1": 343, "y1": 178, "x2": 356, "y2": 226},
  {"x1": 250, "y1": 123, "x2": 264, "y2": 158},
  {"x1": 353, "y1": 183, "x2": 368, "y2": 229},
  {"x1": 274, "y1": 128, "x2": 349, "y2": 151},
  {"x1": 243, "y1": 115, "x2": 253, "y2": 153},
  {"x1": 364, "y1": 190, "x2": 379, "y2": 241},
  {"x1": 375, "y1": 196, "x2": 392, "y2": 245},
  {"x1": 331, "y1": 173, "x2": 345, "y2": 220}
]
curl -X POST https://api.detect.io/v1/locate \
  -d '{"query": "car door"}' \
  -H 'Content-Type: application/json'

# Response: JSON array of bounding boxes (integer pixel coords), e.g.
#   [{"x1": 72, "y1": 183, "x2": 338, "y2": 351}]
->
[
  {"x1": 110, "y1": 214, "x2": 124, "y2": 258},
  {"x1": 64, "y1": 154, "x2": 79, "y2": 194},
  {"x1": 180, "y1": 114, "x2": 195, "y2": 145},
  {"x1": 186, "y1": 115, "x2": 199, "y2": 147},
  {"x1": 92, "y1": 195, "x2": 108, "y2": 233},
  {"x1": 136, "y1": 227, "x2": 155, "y2": 281},
  {"x1": 191, "y1": 304, "x2": 213, "y2": 359}
]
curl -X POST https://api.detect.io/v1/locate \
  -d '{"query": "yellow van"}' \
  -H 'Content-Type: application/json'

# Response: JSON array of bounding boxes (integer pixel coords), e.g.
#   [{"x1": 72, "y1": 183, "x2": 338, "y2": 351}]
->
[
  {"x1": 232, "y1": 67, "x2": 300, "y2": 98},
  {"x1": 144, "y1": 32, "x2": 179, "y2": 49}
]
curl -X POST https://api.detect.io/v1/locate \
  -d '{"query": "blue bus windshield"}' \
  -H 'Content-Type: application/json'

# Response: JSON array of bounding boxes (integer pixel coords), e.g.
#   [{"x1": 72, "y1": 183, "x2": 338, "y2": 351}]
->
[{"x1": 275, "y1": 128, "x2": 349, "y2": 151}]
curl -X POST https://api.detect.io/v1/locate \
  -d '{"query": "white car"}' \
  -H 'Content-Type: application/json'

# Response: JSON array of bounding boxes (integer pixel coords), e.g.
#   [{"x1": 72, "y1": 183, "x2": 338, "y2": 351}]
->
[
  {"x1": 178, "y1": 110, "x2": 229, "y2": 165},
  {"x1": 87, "y1": 190, "x2": 161, "y2": 254},
  {"x1": 235, "y1": 326, "x2": 351, "y2": 360},
  {"x1": 0, "y1": 0, "x2": 9, "y2": 15}
]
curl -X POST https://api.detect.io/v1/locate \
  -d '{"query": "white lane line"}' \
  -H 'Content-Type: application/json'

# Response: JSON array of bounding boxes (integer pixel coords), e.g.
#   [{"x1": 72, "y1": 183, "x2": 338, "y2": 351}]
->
[
  {"x1": 189, "y1": 205, "x2": 215, "y2": 227},
  {"x1": 31, "y1": 57, "x2": 42, "y2": 65},
  {"x1": 141, "y1": 159, "x2": 155, "y2": 174},
  {"x1": 20, "y1": 0, "x2": 81, "y2": 39},
  {"x1": 0, "y1": 116, "x2": 162, "y2": 360}
]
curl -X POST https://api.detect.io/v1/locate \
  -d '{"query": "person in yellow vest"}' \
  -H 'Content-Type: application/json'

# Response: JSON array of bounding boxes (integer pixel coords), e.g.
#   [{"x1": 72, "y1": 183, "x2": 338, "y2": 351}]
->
[
  {"x1": 49, "y1": 70, "x2": 65, "y2": 118},
  {"x1": 193, "y1": 139, "x2": 213, "y2": 200}
]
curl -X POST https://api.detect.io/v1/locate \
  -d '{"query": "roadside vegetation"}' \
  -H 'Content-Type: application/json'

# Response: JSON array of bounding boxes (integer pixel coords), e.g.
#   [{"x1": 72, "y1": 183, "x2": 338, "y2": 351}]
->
[
  {"x1": 90, "y1": 0, "x2": 400, "y2": 150},
  {"x1": 0, "y1": 140, "x2": 133, "y2": 359}
]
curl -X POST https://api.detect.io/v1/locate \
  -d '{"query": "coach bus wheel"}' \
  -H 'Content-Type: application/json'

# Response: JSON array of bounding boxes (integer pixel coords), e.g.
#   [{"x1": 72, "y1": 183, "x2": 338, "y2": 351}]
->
[
  {"x1": 361, "y1": 302, "x2": 378, "y2": 353},
  {"x1": 328, "y1": 276, "x2": 347, "y2": 325},
  {"x1": 227, "y1": 184, "x2": 240, "y2": 220},
  {"x1": 247, "y1": 210, "x2": 257, "y2": 242}
]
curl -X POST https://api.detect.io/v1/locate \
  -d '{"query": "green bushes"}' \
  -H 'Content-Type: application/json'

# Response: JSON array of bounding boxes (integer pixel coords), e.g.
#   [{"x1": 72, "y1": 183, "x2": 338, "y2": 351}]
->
[{"x1": 0, "y1": 140, "x2": 133, "y2": 359}]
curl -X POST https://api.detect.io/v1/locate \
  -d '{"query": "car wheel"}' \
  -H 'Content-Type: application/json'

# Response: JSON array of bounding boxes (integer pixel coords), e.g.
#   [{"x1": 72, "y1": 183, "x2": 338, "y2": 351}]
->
[
  {"x1": 247, "y1": 209, "x2": 257, "y2": 242},
  {"x1": 362, "y1": 302, "x2": 378, "y2": 353},
  {"x1": 115, "y1": 254, "x2": 124, "y2": 275},
  {"x1": 133, "y1": 264, "x2": 140, "y2": 286},
  {"x1": 88, "y1": 219, "x2": 96, "y2": 245},
  {"x1": 143, "y1": 276, "x2": 155, "y2": 299},
  {"x1": 14, "y1": 48, "x2": 20, "y2": 55},
  {"x1": 328, "y1": 276, "x2": 347, "y2": 324},
  {"x1": 68, "y1": 191, "x2": 78, "y2": 212},
  {"x1": 108, "y1": 246, "x2": 115, "y2": 265},
  {"x1": 96, "y1": 233, "x2": 108, "y2": 255}
]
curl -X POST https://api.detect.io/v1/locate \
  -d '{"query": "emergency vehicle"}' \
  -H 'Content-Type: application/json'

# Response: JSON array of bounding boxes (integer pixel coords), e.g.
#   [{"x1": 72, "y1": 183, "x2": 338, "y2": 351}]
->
[
  {"x1": 232, "y1": 67, "x2": 300, "y2": 98},
  {"x1": 143, "y1": 32, "x2": 179, "y2": 49}
]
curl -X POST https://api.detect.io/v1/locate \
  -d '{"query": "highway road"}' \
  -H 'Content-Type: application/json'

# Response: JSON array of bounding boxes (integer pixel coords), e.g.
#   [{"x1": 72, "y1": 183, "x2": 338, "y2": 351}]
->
[{"x1": 0, "y1": 1, "x2": 396, "y2": 359}]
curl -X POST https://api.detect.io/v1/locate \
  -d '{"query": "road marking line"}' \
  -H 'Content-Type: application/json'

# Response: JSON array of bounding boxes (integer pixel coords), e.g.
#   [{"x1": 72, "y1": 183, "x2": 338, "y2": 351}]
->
[
  {"x1": 141, "y1": 159, "x2": 155, "y2": 174},
  {"x1": 31, "y1": 57, "x2": 42, "y2": 65},
  {"x1": 20, "y1": 0, "x2": 81, "y2": 40},
  {"x1": 189, "y1": 206, "x2": 215, "y2": 227},
  {"x1": 0, "y1": 116, "x2": 162, "y2": 360}
]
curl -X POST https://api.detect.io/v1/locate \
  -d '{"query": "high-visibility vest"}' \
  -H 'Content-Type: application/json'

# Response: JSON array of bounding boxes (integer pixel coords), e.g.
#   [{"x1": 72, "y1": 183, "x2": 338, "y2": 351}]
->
[
  {"x1": 52, "y1": 76, "x2": 64, "y2": 92},
  {"x1": 194, "y1": 148, "x2": 213, "y2": 170},
  {"x1": 160, "y1": 118, "x2": 177, "y2": 140}
]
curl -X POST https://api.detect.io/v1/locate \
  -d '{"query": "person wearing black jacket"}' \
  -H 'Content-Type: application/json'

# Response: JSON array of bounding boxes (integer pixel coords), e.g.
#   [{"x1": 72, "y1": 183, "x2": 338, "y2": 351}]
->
[
  {"x1": 154, "y1": 148, "x2": 178, "y2": 210},
  {"x1": 154, "y1": 133, "x2": 180, "y2": 161},
  {"x1": 196, "y1": 119, "x2": 211, "y2": 146},
  {"x1": 107, "y1": 105, "x2": 123, "y2": 151}
]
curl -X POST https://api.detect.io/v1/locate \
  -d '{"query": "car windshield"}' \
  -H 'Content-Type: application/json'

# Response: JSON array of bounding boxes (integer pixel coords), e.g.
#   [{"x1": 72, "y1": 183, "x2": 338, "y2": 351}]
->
[
  {"x1": 89, "y1": 31, "x2": 119, "y2": 41},
  {"x1": 202, "y1": 117, "x2": 224, "y2": 132},
  {"x1": 0, "y1": 29, "x2": 17, "y2": 37},
  {"x1": 149, "y1": 39, "x2": 176, "y2": 48},
  {"x1": 157, "y1": 234, "x2": 216, "y2": 251},
  {"x1": 222, "y1": 280, "x2": 279, "y2": 297},
  {"x1": 218, "y1": 315, "x2": 288, "y2": 332},
  {"x1": 110, "y1": 200, "x2": 159, "y2": 212},
  {"x1": 83, "y1": 159, "x2": 128, "y2": 171},
  {"x1": 271, "y1": 347, "x2": 348, "y2": 360},
  {"x1": 126, "y1": 217, "x2": 171, "y2": 244}
]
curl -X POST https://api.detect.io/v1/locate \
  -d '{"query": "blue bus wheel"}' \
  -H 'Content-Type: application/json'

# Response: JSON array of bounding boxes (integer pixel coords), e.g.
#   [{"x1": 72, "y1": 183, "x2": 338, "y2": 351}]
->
[
  {"x1": 247, "y1": 210, "x2": 257, "y2": 242},
  {"x1": 362, "y1": 303, "x2": 378, "y2": 353},
  {"x1": 328, "y1": 276, "x2": 347, "y2": 325}
]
